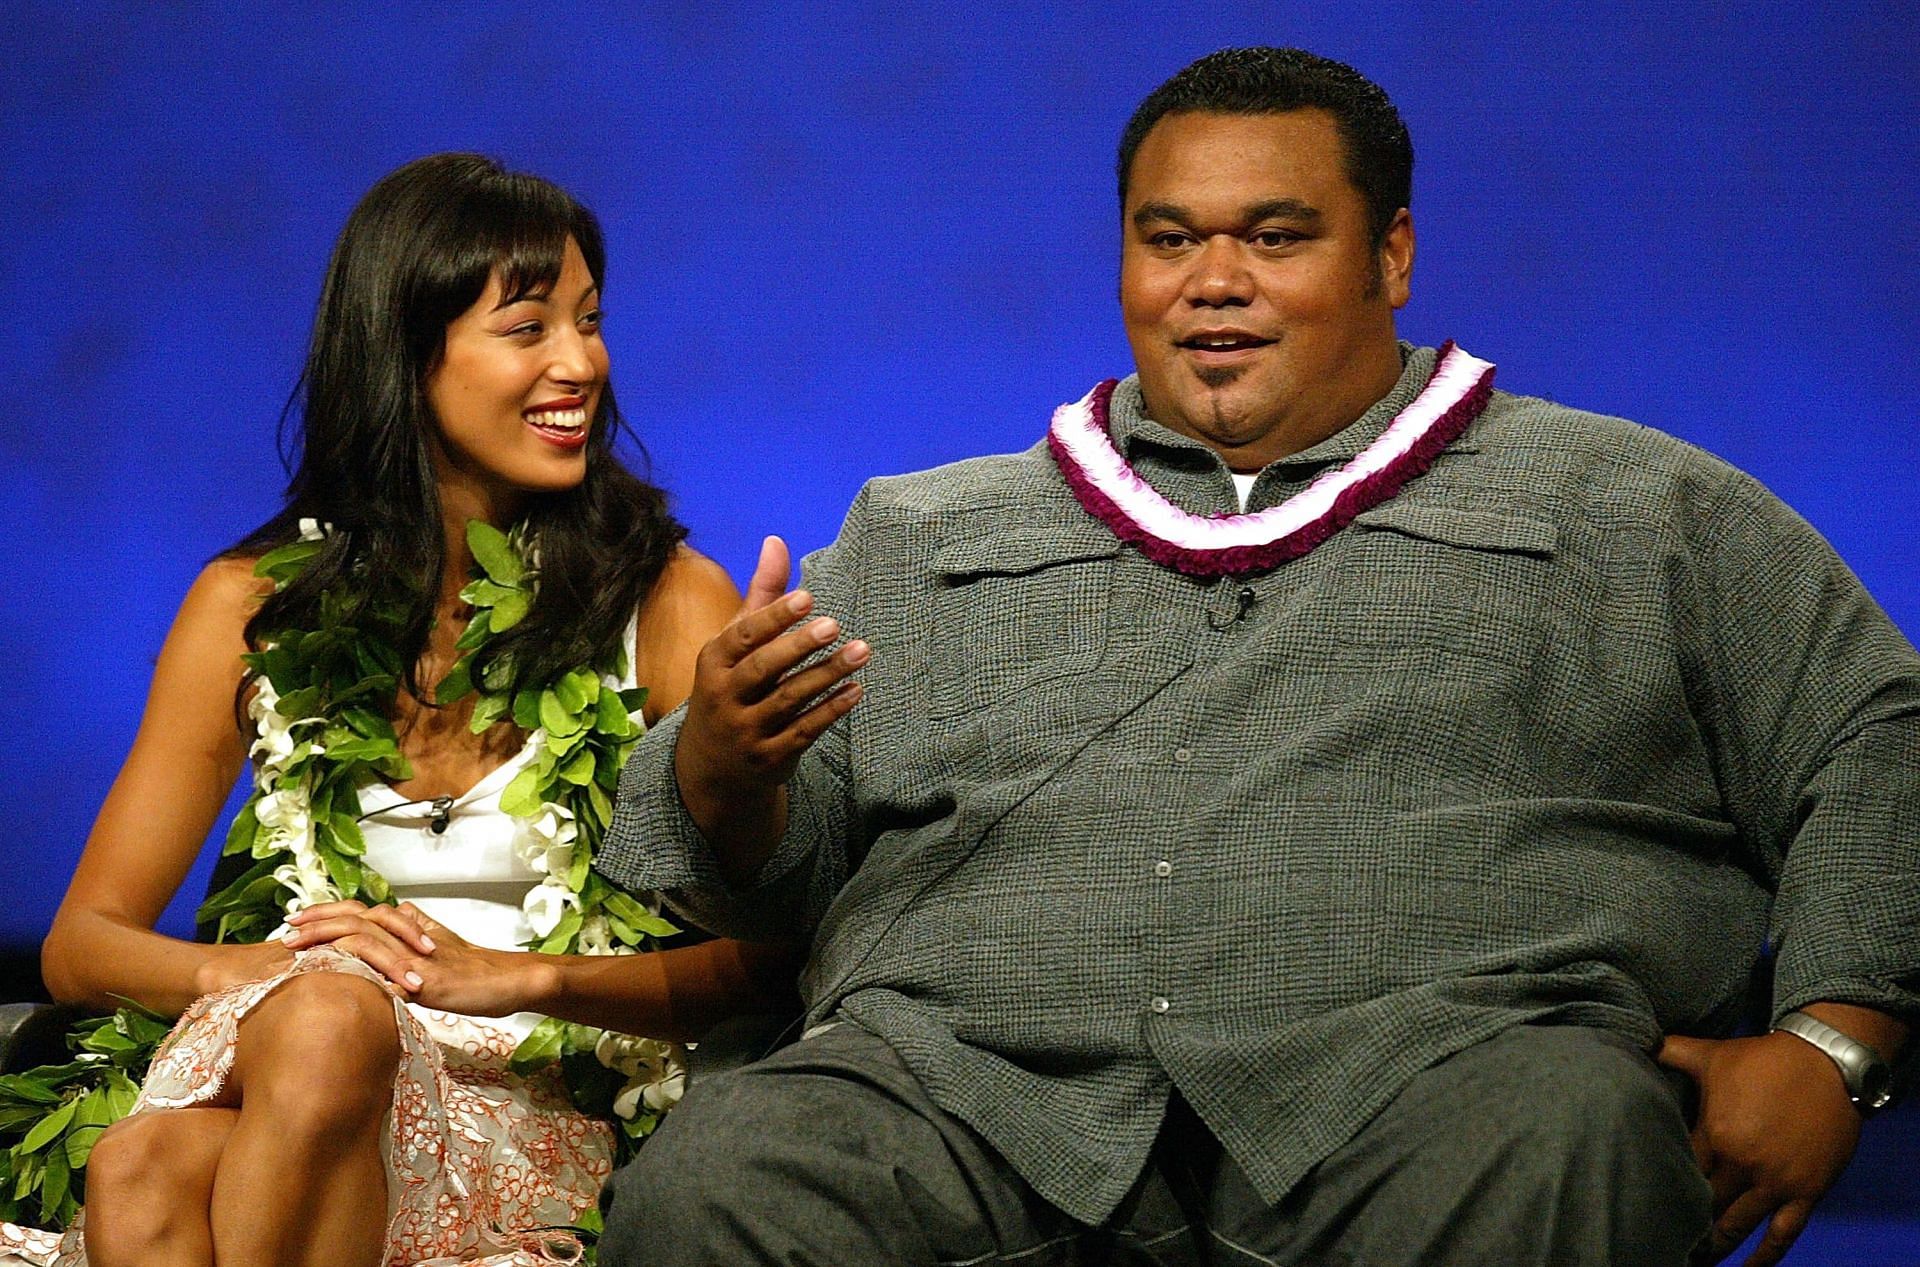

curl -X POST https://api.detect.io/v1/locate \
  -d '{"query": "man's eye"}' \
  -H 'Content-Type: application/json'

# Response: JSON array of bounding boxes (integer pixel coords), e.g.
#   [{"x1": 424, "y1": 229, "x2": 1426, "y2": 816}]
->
[
  {"x1": 1252, "y1": 230, "x2": 1300, "y2": 248},
  {"x1": 1149, "y1": 231, "x2": 1192, "y2": 249}
]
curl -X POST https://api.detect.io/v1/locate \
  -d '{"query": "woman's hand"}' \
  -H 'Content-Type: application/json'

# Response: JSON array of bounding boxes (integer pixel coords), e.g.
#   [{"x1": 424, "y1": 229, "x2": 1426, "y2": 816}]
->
[
  {"x1": 284, "y1": 901, "x2": 554, "y2": 1017},
  {"x1": 191, "y1": 939, "x2": 298, "y2": 997}
]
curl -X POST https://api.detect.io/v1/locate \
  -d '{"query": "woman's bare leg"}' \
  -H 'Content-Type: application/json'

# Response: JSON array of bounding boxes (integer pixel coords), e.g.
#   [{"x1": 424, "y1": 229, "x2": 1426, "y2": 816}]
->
[
  {"x1": 82, "y1": 1106, "x2": 237, "y2": 1267},
  {"x1": 207, "y1": 970, "x2": 401, "y2": 1267}
]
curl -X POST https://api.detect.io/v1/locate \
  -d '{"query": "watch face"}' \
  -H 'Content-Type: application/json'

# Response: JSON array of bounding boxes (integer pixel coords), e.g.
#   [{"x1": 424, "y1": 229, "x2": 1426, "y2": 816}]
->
[{"x1": 1860, "y1": 1064, "x2": 1893, "y2": 1109}]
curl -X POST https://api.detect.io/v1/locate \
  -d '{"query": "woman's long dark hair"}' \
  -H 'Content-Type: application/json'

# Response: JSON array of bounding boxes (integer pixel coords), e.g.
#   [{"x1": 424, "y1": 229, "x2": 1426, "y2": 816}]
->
[{"x1": 229, "y1": 153, "x2": 685, "y2": 703}]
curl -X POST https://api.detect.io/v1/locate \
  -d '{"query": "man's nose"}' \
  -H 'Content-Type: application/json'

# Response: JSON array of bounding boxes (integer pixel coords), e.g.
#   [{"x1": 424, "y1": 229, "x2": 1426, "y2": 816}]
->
[{"x1": 1184, "y1": 236, "x2": 1255, "y2": 306}]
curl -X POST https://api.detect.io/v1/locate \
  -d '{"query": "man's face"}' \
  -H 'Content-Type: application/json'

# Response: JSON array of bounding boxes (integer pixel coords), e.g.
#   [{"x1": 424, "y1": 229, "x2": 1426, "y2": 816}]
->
[{"x1": 1120, "y1": 109, "x2": 1413, "y2": 469}]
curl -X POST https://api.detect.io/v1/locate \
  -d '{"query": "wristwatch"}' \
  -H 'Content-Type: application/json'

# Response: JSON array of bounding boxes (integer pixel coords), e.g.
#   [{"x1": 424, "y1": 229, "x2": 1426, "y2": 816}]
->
[{"x1": 1772, "y1": 1010, "x2": 1895, "y2": 1115}]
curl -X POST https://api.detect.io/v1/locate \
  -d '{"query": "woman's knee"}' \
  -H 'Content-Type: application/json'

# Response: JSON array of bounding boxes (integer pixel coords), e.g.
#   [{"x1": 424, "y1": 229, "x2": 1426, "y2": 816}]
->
[
  {"x1": 234, "y1": 970, "x2": 402, "y2": 1125},
  {"x1": 84, "y1": 1111, "x2": 222, "y2": 1248}
]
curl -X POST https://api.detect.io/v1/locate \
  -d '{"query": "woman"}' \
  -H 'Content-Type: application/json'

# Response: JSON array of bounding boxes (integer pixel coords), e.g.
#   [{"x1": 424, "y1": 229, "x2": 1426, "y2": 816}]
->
[{"x1": 0, "y1": 153, "x2": 790, "y2": 1266}]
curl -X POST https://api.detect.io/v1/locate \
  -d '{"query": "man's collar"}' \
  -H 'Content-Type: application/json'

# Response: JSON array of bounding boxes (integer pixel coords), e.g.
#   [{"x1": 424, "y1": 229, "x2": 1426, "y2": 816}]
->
[{"x1": 1108, "y1": 343, "x2": 1476, "y2": 473}]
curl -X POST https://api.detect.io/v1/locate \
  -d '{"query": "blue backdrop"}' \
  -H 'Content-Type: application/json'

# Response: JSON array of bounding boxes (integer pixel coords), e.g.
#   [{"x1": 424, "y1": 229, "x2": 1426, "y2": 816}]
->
[{"x1": 3, "y1": 2, "x2": 1914, "y2": 1253}]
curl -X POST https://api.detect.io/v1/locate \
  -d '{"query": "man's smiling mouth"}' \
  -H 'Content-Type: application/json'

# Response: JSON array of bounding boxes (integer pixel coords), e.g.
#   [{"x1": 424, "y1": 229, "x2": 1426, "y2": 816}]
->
[{"x1": 1177, "y1": 330, "x2": 1275, "y2": 354}]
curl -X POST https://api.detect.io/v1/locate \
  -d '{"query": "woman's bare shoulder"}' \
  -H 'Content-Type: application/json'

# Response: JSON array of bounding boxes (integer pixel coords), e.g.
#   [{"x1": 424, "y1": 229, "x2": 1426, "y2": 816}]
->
[
  {"x1": 632, "y1": 547, "x2": 741, "y2": 719},
  {"x1": 648, "y1": 545, "x2": 742, "y2": 615}
]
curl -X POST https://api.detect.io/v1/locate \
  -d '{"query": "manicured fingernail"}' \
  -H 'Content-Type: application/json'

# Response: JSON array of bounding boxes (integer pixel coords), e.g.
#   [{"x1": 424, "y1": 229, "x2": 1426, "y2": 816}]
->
[
  {"x1": 280, "y1": 930, "x2": 301, "y2": 945},
  {"x1": 420, "y1": 935, "x2": 436, "y2": 952},
  {"x1": 285, "y1": 910, "x2": 305, "y2": 923},
  {"x1": 405, "y1": 972, "x2": 424, "y2": 988}
]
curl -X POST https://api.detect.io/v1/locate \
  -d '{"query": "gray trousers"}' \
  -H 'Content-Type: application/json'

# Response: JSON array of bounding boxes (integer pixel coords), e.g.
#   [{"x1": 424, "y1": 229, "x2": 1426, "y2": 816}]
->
[{"x1": 599, "y1": 1020, "x2": 1712, "y2": 1266}]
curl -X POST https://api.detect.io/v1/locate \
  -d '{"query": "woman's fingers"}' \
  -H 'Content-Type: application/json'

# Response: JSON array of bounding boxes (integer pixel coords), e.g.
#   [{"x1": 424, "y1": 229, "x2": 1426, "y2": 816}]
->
[
  {"x1": 284, "y1": 900, "x2": 369, "y2": 924},
  {"x1": 282, "y1": 915, "x2": 427, "y2": 990},
  {"x1": 288, "y1": 902, "x2": 434, "y2": 952}
]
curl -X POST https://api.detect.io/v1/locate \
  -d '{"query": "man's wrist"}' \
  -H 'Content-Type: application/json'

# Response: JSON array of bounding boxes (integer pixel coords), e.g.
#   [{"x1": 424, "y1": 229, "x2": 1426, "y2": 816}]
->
[
  {"x1": 1798, "y1": 1001, "x2": 1907, "y2": 1065},
  {"x1": 1774, "y1": 1007, "x2": 1899, "y2": 1114},
  {"x1": 515, "y1": 953, "x2": 564, "y2": 1014}
]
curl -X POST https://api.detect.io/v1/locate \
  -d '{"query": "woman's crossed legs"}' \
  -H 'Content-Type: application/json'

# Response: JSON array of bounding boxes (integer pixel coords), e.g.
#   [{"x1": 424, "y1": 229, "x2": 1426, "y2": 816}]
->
[{"x1": 82, "y1": 970, "x2": 401, "y2": 1267}]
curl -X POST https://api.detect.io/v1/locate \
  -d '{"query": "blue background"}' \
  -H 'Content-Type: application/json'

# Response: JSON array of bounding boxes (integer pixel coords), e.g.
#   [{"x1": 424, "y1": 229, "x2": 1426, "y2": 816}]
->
[{"x1": 2, "y1": 2, "x2": 1913, "y2": 1254}]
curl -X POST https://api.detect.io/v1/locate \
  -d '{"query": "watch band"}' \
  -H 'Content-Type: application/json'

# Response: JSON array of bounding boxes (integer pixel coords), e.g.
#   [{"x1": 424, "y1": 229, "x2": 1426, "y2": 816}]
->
[{"x1": 1773, "y1": 1010, "x2": 1895, "y2": 1114}]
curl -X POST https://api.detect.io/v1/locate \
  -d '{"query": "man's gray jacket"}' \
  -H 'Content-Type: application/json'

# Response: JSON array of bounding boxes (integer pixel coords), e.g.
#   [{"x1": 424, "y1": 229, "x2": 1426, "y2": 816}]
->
[{"x1": 599, "y1": 345, "x2": 1920, "y2": 1224}]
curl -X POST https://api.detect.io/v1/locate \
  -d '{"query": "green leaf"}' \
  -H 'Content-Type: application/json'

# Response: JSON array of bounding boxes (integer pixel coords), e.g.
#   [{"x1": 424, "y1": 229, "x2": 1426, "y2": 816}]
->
[
  {"x1": 480, "y1": 654, "x2": 516, "y2": 692},
  {"x1": 326, "y1": 810, "x2": 367, "y2": 857},
  {"x1": 362, "y1": 869, "x2": 392, "y2": 903},
  {"x1": 323, "y1": 851, "x2": 362, "y2": 897},
  {"x1": 103, "y1": 1071, "x2": 140, "y2": 1118},
  {"x1": 604, "y1": 891, "x2": 680, "y2": 940},
  {"x1": 554, "y1": 670, "x2": 590, "y2": 714},
  {"x1": 433, "y1": 658, "x2": 474, "y2": 706},
  {"x1": 559, "y1": 749, "x2": 595, "y2": 786},
  {"x1": 499, "y1": 766, "x2": 544, "y2": 818},
  {"x1": 509, "y1": 1017, "x2": 567, "y2": 1074},
  {"x1": 586, "y1": 780, "x2": 613, "y2": 828},
  {"x1": 468, "y1": 690, "x2": 511, "y2": 734},
  {"x1": 466, "y1": 520, "x2": 524, "y2": 586},
  {"x1": 460, "y1": 579, "x2": 520, "y2": 609},
  {"x1": 537, "y1": 907, "x2": 584, "y2": 954},
  {"x1": 64, "y1": 1122, "x2": 103, "y2": 1169},
  {"x1": 253, "y1": 538, "x2": 324, "y2": 584},
  {"x1": 39, "y1": 1146, "x2": 69, "y2": 1225},
  {"x1": 222, "y1": 800, "x2": 260, "y2": 858},
  {"x1": 594, "y1": 687, "x2": 631, "y2": 734},
  {"x1": 342, "y1": 706, "x2": 395, "y2": 740},
  {"x1": 546, "y1": 725, "x2": 585, "y2": 758},
  {"x1": 512, "y1": 689, "x2": 542, "y2": 731},
  {"x1": 489, "y1": 587, "x2": 532, "y2": 631},
  {"x1": 453, "y1": 611, "x2": 493, "y2": 652},
  {"x1": 0, "y1": 1076, "x2": 62, "y2": 1106},
  {"x1": 539, "y1": 689, "x2": 580, "y2": 737},
  {"x1": 19, "y1": 1098, "x2": 78, "y2": 1153}
]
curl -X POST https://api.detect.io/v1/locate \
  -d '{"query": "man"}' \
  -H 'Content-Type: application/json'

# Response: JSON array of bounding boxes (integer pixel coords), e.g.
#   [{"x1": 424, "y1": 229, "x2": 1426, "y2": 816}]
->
[{"x1": 597, "y1": 48, "x2": 1919, "y2": 1266}]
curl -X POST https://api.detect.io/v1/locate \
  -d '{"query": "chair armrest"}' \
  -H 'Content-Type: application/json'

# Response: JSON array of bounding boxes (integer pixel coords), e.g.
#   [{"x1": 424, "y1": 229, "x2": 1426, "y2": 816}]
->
[{"x1": 0, "y1": 1001, "x2": 86, "y2": 1073}]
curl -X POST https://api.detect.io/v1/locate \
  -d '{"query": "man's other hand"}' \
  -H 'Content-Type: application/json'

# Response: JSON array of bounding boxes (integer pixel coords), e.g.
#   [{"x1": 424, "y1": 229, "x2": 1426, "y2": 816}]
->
[
  {"x1": 1656, "y1": 1031, "x2": 1861, "y2": 1267},
  {"x1": 674, "y1": 536, "x2": 868, "y2": 878}
]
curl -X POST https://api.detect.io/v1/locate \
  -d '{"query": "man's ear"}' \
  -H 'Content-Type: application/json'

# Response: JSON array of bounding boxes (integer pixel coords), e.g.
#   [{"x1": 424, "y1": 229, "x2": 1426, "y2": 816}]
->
[{"x1": 1380, "y1": 208, "x2": 1414, "y2": 310}]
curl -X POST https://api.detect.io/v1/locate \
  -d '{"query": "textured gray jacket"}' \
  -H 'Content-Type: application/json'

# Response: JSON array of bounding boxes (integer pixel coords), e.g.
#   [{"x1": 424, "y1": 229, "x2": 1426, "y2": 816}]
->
[{"x1": 601, "y1": 345, "x2": 1920, "y2": 1224}]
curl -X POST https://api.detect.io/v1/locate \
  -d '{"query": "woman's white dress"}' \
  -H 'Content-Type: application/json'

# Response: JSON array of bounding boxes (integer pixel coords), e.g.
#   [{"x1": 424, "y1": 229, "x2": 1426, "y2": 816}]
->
[{"x1": 0, "y1": 645, "x2": 641, "y2": 1266}]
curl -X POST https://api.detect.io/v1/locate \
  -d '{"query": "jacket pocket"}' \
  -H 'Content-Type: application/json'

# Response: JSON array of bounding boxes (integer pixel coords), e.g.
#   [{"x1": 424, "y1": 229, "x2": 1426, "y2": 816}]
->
[
  {"x1": 1301, "y1": 503, "x2": 1563, "y2": 666},
  {"x1": 925, "y1": 525, "x2": 1120, "y2": 720}
]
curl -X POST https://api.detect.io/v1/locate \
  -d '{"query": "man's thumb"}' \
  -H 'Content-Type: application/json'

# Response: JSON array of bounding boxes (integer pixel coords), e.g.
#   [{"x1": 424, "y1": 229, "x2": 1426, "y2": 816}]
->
[
  {"x1": 744, "y1": 536, "x2": 791, "y2": 613},
  {"x1": 1655, "y1": 1033, "x2": 1711, "y2": 1077}
]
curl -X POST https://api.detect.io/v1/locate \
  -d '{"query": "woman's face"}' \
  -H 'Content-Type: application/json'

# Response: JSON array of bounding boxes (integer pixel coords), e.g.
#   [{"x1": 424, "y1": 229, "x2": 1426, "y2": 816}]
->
[{"x1": 425, "y1": 236, "x2": 608, "y2": 510}]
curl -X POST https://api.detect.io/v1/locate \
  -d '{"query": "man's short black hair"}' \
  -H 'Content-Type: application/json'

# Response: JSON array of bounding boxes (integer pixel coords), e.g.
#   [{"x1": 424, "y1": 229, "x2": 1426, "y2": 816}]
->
[{"x1": 1118, "y1": 47, "x2": 1413, "y2": 247}]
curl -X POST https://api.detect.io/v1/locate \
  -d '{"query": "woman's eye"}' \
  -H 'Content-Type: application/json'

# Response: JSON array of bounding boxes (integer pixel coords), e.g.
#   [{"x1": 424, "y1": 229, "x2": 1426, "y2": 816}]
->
[
  {"x1": 580, "y1": 309, "x2": 604, "y2": 331},
  {"x1": 509, "y1": 321, "x2": 544, "y2": 338}
]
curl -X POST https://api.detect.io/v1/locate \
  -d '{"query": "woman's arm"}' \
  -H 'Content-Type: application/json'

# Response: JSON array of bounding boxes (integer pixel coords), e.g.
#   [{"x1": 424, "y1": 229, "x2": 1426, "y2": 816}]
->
[
  {"x1": 40, "y1": 558, "x2": 294, "y2": 1013},
  {"x1": 285, "y1": 900, "x2": 802, "y2": 1044}
]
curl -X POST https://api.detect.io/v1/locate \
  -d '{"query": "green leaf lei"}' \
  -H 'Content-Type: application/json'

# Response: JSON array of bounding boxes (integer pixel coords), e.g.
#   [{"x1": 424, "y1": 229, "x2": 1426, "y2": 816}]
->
[{"x1": 1, "y1": 521, "x2": 680, "y2": 1232}]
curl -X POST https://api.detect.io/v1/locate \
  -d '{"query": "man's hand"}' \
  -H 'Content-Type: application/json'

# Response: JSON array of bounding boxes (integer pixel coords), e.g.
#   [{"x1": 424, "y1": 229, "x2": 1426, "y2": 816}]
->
[
  {"x1": 1657, "y1": 1031, "x2": 1862, "y2": 1266},
  {"x1": 674, "y1": 537, "x2": 868, "y2": 879}
]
